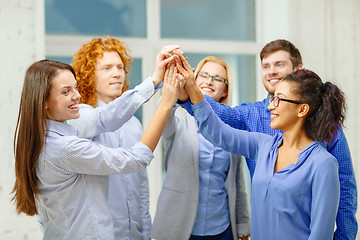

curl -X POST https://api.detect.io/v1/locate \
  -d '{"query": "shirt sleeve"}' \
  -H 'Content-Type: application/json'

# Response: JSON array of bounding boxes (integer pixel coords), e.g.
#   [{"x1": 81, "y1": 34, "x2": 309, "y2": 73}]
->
[
  {"x1": 181, "y1": 95, "x2": 252, "y2": 130},
  {"x1": 192, "y1": 98, "x2": 271, "y2": 160},
  {"x1": 67, "y1": 76, "x2": 155, "y2": 139},
  {"x1": 328, "y1": 129, "x2": 358, "y2": 239},
  {"x1": 309, "y1": 156, "x2": 340, "y2": 240},
  {"x1": 63, "y1": 138, "x2": 154, "y2": 175}
]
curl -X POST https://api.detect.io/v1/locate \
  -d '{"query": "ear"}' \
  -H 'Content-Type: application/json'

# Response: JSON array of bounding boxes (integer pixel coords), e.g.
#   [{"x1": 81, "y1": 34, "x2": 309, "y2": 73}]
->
[
  {"x1": 221, "y1": 86, "x2": 228, "y2": 98},
  {"x1": 295, "y1": 64, "x2": 303, "y2": 71},
  {"x1": 297, "y1": 103, "x2": 310, "y2": 118}
]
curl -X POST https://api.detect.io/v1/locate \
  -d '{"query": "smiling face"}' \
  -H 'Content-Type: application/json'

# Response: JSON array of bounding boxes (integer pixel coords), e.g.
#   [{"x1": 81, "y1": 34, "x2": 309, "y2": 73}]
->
[
  {"x1": 195, "y1": 61, "x2": 228, "y2": 103},
  {"x1": 94, "y1": 51, "x2": 126, "y2": 104},
  {"x1": 45, "y1": 69, "x2": 81, "y2": 122},
  {"x1": 267, "y1": 81, "x2": 302, "y2": 131},
  {"x1": 261, "y1": 50, "x2": 298, "y2": 95}
]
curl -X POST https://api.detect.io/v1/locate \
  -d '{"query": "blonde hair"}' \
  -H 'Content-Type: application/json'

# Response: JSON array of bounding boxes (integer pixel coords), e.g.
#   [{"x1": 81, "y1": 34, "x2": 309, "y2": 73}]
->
[{"x1": 194, "y1": 56, "x2": 232, "y2": 105}]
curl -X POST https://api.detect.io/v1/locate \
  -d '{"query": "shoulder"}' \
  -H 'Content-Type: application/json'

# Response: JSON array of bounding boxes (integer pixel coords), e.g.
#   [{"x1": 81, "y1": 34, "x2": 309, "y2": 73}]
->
[{"x1": 310, "y1": 143, "x2": 338, "y2": 170}]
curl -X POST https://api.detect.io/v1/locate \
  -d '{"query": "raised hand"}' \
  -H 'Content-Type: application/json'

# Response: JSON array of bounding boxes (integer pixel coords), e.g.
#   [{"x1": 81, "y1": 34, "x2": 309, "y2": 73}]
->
[
  {"x1": 173, "y1": 52, "x2": 204, "y2": 104},
  {"x1": 152, "y1": 45, "x2": 182, "y2": 87},
  {"x1": 172, "y1": 52, "x2": 195, "y2": 88},
  {"x1": 160, "y1": 64, "x2": 180, "y2": 108}
]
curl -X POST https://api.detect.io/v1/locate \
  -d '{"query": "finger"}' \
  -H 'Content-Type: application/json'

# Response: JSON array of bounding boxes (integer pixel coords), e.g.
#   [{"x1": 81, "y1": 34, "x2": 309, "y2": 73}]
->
[
  {"x1": 161, "y1": 55, "x2": 176, "y2": 67},
  {"x1": 178, "y1": 54, "x2": 192, "y2": 72},
  {"x1": 164, "y1": 67, "x2": 170, "y2": 84},
  {"x1": 168, "y1": 63, "x2": 175, "y2": 79},
  {"x1": 175, "y1": 59, "x2": 187, "y2": 76},
  {"x1": 160, "y1": 45, "x2": 180, "y2": 55}
]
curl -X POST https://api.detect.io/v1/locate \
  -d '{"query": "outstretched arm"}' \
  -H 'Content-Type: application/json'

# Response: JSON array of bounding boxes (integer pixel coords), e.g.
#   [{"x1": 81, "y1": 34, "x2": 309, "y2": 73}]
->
[
  {"x1": 140, "y1": 64, "x2": 180, "y2": 151},
  {"x1": 174, "y1": 53, "x2": 250, "y2": 130}
]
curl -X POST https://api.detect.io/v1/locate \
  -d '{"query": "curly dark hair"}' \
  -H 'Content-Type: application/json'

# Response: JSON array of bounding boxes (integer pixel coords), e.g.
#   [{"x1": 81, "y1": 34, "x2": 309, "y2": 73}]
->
[{"x1": 283, "y1": 69, "x2": 346, "y2": 144}]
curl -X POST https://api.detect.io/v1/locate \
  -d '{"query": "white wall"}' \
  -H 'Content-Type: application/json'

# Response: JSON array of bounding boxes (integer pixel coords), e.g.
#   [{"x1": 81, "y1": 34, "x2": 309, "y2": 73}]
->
[
  {"x1": 0, "y1": 0, "x2": 359, "y2": 239},
  {"x1": 0, "y1": 0, "x2": 44, "y2": 239},
  {"x1": 260, "y1": 0, "x2": 360, "y2": 238}
]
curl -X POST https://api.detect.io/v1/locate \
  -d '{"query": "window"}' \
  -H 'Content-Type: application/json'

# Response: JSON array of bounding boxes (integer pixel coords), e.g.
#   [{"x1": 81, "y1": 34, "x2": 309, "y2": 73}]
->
[{"x1": 45, "y1": 0, "x2": 257, "y2": 216}]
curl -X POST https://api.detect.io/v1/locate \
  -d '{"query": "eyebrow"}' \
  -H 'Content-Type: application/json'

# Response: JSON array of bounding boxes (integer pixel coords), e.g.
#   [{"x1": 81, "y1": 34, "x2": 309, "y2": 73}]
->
[
  {"x1": 262, "y1": 60, "x2": 287, "y2": 65},
  {"x1": 275, "y1": 92, "x2": 287, "y2": 97}
]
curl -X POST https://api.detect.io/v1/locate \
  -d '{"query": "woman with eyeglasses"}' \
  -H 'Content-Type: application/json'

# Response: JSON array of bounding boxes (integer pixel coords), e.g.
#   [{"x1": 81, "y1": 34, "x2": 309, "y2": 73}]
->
[
  {"x1": 176, "y1": 56, "x2": 342, "y2": 240},
  {"x1": 151, "y1": 56, "x2": 250, "y2": 240}
]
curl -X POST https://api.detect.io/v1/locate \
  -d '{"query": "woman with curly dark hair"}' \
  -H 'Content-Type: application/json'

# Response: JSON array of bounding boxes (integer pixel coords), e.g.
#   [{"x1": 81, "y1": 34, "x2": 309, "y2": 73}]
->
[{"x1": 178, "y1": 54, "x2": 343, "y2": 239}]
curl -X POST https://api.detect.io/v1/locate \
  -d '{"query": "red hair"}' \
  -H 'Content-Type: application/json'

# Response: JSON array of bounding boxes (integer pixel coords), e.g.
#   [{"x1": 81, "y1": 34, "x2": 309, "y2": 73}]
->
[{"x1": 71, "y1": 36, "x2": 133, "y2": 107}]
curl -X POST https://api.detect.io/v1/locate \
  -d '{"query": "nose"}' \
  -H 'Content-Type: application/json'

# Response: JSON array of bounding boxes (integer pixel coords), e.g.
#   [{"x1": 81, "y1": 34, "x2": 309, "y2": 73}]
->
[
  {"x1": 269, "y1": 65, "x2": 277, "y2": 75},
  {"x1": 204, "y1": 76, "x2": 214, "y2": 85},
  {"x1": 73, "y1": 89, "x2": 81, "y2": 101},
  {"x1": 268, "y1": 100, "x2": 275, "y2": 111},
  {"x1": 112, "y1": 67, "x2": 122, "y2": 78}
]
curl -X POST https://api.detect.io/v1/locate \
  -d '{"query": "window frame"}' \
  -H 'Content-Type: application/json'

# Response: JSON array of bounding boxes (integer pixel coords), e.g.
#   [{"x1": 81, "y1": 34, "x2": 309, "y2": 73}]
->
[{"x1": 45, "y1": 0, "x2": 262, "y2": 217}]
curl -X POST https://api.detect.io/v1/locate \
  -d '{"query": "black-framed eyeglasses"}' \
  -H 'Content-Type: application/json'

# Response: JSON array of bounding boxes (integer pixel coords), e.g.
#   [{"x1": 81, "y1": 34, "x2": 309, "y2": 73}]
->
[
  {"x1": 269, "y1": 96, "x2": 302, "y2": 107},
  {"x1": 196, "y1": 71, "x2": 227, "y2": 84}
]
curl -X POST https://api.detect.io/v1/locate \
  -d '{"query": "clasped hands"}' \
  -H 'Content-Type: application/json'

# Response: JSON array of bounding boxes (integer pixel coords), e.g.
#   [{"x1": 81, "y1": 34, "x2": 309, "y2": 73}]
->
[{"x1": 153, "y1": 45, "x2": 204, "y2": 104}]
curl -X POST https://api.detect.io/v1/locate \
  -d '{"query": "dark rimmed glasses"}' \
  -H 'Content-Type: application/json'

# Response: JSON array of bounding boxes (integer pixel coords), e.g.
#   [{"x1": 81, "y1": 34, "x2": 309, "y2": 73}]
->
[
  {"x1": 269, "y1": 96, "x2": 302, "y2": 107},
  {"x1": 196, "y1": 71, "x2": 227, "y2": 84}
]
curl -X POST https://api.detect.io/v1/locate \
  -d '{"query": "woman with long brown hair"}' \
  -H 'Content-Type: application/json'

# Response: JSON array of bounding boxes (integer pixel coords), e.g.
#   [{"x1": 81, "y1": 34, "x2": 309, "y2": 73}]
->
[{"x1": 12, "y1": 59, "x2": 180, "y2": 239}]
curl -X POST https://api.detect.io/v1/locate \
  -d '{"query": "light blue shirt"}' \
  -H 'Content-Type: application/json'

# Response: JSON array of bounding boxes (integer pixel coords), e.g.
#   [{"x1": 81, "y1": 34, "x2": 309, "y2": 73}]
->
[
  {"x1": 192, "y1": 99, "x2": 340, "y2": 240},
  {"x1": 192, "y1": 127, "x2": 230, "y2": 236},
  {"x1": 67, "y1": 76, "x2": 157, "y2": 240},
  {"x1": 36, "y1": 120, "x2": 153, "y2": 240}
]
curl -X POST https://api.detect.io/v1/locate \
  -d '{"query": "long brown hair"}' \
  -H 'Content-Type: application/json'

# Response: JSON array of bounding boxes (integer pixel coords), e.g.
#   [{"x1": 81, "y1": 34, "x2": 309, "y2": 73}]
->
[
  {"x1": 71, "y1": 36, "x2": 133, "y2": 107},
  {"x1": 12, "y1": 59, "x2": 76, "y2": 216}
]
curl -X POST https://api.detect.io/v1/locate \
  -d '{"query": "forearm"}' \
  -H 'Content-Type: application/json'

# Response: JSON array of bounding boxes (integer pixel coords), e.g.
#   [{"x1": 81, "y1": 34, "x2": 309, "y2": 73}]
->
[
  {"x1": 68, "y1": 77, "x2": 155, "y2": 138},
  {"x1": 186, "y1": 82, "x2": 204, "y2": 105}
]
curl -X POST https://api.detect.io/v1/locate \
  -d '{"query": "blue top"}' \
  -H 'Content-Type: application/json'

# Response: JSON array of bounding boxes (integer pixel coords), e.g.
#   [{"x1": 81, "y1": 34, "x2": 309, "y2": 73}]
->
[
  {"x1": 192, "y1": 127, "x2": 231, "y2": 235},
  {"x1": 192, "y1": 99, "x2": 340, "y2": 239},
  {"x1": 36, "y1": 120, "x2": 153, "y2": 240},
  {"x1": 181, "y1": 95, "x2": 358, "y2": 239}
]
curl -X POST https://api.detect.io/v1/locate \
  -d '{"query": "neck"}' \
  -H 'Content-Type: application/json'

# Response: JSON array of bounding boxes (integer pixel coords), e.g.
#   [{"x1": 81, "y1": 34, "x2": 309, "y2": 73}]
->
[{"x1": 282, "y1": 127, "x2": 313, "y2": 150}]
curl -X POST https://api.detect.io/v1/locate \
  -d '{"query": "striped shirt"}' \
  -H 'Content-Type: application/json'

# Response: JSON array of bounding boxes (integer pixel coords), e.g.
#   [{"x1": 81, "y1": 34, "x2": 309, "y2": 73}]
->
[{"x1": 36, "y1": 120, "x2": 153, "y2": 240}]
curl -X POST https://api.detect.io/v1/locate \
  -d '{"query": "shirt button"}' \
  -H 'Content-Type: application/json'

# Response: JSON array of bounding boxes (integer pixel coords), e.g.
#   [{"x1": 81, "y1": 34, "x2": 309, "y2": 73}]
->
[
  {"x1": 202, "y1": 203, "x2": 206, "y2": 206},
  {"x1": 205, "y1": 170, "x2": 209, "y2": 173},
  {"x1": 204, "y1": 187, "x2": 207, "y2": 190}
]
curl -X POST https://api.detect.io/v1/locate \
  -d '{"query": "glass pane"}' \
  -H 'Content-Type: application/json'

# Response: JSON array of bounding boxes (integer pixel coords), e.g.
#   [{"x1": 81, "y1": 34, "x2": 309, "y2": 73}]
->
[
  {"x1": 186, "y1": 53, "x2": 256, "y2": 105},
  {"x1": 45, "y1": 0, "x2": 146, "y2": 37},
  {"x1": 46, "y1": 56, "x2": 143, "y2": 122},
  {"x1": 129, "y1": 58, "x2": 143, "y2": 122},
  {"x1": 161, "y1": 0, "x2": 255, "y2": 41}
]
